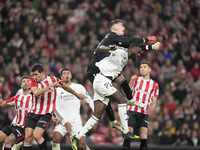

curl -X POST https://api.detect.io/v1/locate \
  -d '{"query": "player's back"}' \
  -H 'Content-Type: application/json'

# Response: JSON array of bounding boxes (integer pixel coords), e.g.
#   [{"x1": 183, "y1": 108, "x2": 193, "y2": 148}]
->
[
  {"x1": 96, "y1": 47, "x2": 128, "y2": 80},
  {"x1": 87, "y1": 32, "x2": 120, "y2": 82}
]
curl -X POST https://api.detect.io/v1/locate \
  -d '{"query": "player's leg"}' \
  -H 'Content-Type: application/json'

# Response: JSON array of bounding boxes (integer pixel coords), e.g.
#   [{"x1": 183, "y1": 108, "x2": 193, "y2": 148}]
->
[
  {"x1": 23, "y1": 113, "x2": 37, "y2": 150},
  {"x1": 33, "y1": 113, "x2": 52, "y2": 150},
  {"x1": 71, "y1": 100, "x2": 107, "y2": 150},
  {"x1": 4, "y1": 126, "x2": 25, "y2": 150},
  {"x1": 52, "y1": 123, "x2": 67, "y2": 150},
  {"x1": 139, "y1": 127, "x2": 148, "y2": 150},
  {"x1": 0, "y1": 131, "x2": 8, "y2": 143},
  {"x1": 106, "y1": 102, "x2": 123, "y2": 132},
  {"x1": 123, "y1": 111, "x2": 136, "y2": 150},
  {"x1": 24, "y1": 128, "x2": 34, "y2": 150},
  {"x1": 107, "y1": 91, "x2": 139, "y2": 140},
  {"x1": 4, "y1": 134, "x2": 17, "y2": 150}
]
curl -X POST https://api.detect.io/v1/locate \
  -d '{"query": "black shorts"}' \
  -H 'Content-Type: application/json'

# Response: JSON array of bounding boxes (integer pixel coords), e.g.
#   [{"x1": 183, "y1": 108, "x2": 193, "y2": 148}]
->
[
  {"x1": 24, "y1": 113, "x2": 52, "y2": 130},
  {"x1": 2, "y1": 125, "x2": 25, "y2": 143},
  {"x1": 127, "y1": 111, "x2": 149, "y2": 129}
]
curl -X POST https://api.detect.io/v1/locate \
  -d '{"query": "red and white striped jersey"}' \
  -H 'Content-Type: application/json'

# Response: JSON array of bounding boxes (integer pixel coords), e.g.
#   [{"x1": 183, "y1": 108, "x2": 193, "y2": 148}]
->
[
  {"x1": 128, "y1": 76, "x2": 159, "y2": 115},
  {"x1": 6, "y1": 94, "x2": 32, "y2": 128},
  {"x1": 29, "y1": 76, "x2": 62, "y2": 115}
]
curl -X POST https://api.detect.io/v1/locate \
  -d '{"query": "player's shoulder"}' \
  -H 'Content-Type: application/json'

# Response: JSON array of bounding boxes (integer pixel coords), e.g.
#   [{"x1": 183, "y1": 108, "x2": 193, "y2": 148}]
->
[
  {"x1": 150, "y1": 79, "x2": 159, "y2": 86},
  {"x1": 71, "y1": 83, "x2": 84, "y2": 89}
]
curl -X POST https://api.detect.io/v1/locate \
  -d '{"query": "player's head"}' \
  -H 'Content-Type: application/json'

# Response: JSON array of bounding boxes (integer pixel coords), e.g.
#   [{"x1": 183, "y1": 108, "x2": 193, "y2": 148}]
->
[
  {"x1": 128, "y1": 43, "x2": 142, "y2": 62},
  {"x1": 60, "y1": 68, "x2": 72, "y2": 83},
  {"x1": 140, "y1": 61, "x2": 151, "y2": 77},
  {"x1": 21, "y1": 76, "x2": 30, "y2": 91},
  {"x1": 31, "y1": 64, "x2": 45, "y2": 82},
  {"x1": 109, "y1": 19, "x2": 125, "y2": 35}
]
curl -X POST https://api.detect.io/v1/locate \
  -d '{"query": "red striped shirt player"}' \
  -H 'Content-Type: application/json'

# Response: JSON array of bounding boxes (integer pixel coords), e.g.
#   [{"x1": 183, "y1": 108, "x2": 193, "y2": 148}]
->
[
  {"x1": 0, "y1": 76, "x2": 31, "y2": 150},
  {"x1": 23, "y1": 64, "x2": 87, "y2": 150},
  {"x1": 123, "y1": 61, "x2": 159, "y2": 150}
]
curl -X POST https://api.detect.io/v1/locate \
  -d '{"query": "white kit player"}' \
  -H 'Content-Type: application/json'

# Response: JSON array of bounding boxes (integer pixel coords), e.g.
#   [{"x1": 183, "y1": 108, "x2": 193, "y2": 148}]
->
[
  {"x1": 0, "y1": 77, "x2": 32, "y2": 150},
  {"x1": 123, "y1": 61, "x2": 159, "y2": 150},
  {"x1": 23, "y1": 64, "x2": 87, "y2": 150},
  {"x1": 52, "y1": 68, "x2": 94, "y2": 150},
  {"x1": 71, "y1": 42, "x2": 161, "y2": 150}
]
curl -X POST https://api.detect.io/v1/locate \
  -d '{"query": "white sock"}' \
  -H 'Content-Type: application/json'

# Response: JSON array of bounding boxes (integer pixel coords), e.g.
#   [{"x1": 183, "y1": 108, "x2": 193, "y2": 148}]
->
[
  {"x1": 118, "y1": 103, "x2": 129, "y2": 134},
  {"x1": 52, "y1": 143, "x2": 60, "y2": 150},
  {"x1": 12, "y1": 142, "x2": 22, "y2": 150},
  {"x1": 76, "y1": 115, "x2": 99, "y2": 139}
]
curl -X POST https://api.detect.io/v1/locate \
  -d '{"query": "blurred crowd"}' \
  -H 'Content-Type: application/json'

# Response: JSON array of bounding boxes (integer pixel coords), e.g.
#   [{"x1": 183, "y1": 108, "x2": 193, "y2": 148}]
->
[{"x1": 0, "y1": 0, "x2": 200, "y2": 147}]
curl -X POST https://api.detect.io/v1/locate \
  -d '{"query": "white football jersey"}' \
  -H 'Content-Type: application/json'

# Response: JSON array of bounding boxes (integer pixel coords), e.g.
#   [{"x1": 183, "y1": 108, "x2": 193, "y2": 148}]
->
[
  {"x1": 54, "y1": 83, "x2": 94, "y2": 125},
  {"x1": 95, "y1": 47, "x2": 128, "y2": 80}
]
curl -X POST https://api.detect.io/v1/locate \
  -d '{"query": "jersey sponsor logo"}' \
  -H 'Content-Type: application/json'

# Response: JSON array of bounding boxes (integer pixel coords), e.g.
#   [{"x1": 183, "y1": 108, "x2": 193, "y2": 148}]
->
[{"x1": 61, "y1": 94, "x2": 75, "y2": 101}]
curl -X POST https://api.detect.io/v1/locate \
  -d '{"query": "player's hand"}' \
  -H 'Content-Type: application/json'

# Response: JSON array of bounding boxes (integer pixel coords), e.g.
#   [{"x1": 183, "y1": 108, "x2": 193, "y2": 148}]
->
[
  {"x1": 146, "y1": 107, "x2": 153, "y2": 115},
  {"x1": 49, "y1": 80, "x2": 62, "y2": 88},
  {"x1": 77, "y1": 94, "x2": 87, "y2": 100},
  {"x1": 0, "y1": 99, "x2": 3, "y2": 106},
  {"x1": 152, "y1": 42, "x2": 161, "y2": 50},
  {"x1": 109, "y1": 45, "x2": 117, "y2": 51},
  {"x1": 52, "y1": 116, "x2": 61, "y2": 123},
  {"x1": 129, "y1": 75, "x2": 137, "y2": 87},
  {"x1": 148, "y1": 36, "x2": 156, "y2": 42},
  {"x1": 64, "y1": 122, "x2": 73, "y2": 132}
]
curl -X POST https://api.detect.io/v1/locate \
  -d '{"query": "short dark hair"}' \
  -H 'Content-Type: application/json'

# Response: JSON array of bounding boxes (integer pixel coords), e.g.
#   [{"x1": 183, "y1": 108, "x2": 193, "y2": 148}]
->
[
  {"x1": 109, "y1": 19, "x2": 123, "y2": 30},
  {"x1": 31, "y1": 64, "x2": 44, "y2": 73},
  {"x1": 60, "y1": 68, "x2": 70, "y2": 75},
  {"x1": 128, "y1": 42, "x2": 141, "y2": 49},
  {"x1": 21, "y1": 76, "x2": 30, "y2": 84},
  {"x1": 140, "y1": 61, "x2": 151, "y2": 68}
]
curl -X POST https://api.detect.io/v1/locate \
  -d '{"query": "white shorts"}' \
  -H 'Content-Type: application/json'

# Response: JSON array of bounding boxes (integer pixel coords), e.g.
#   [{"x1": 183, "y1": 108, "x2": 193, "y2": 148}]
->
[
  {"x1": 93, "y1": 74, "x2": 117, "y2": 105},
  {"x1": 54, "y1": 119, "x2": 83, "y2": 137}
]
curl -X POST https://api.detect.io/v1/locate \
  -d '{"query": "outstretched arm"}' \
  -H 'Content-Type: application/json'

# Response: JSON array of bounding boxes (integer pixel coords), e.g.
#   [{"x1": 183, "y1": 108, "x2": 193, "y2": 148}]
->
[
  {"x1": 0, "y1": 99, "x2": 8, "y2": 107},
  {"x1": 98, "y1": 45, "x2": 117, "y2": 52}
]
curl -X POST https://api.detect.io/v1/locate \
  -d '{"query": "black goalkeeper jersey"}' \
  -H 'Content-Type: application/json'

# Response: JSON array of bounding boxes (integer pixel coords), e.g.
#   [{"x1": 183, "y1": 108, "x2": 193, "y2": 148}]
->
[{"x1": 87, "y1": 32, "x2": 144, "y2": 83}]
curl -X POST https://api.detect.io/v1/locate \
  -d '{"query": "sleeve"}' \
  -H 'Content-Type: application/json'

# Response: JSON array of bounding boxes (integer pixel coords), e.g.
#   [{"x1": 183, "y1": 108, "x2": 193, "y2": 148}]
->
[
  {"x1": 112, "y1": 34, "x2": 144, "y2": 48},
  {"x1": 29, "y1": 78, "x2": 37, "y2": 88},
  {"x1": 6, "y1": 96, "x2": 16, "y2": 106},
  {"x1": 55, "y1": 77, "x2": 63, "y2": 87},
  {"x1": 153, "y1": 83, "x2": 159, "y2": 97},
  {"x1": 80, "y1": 85, "x2": 94, "y2": 112}
]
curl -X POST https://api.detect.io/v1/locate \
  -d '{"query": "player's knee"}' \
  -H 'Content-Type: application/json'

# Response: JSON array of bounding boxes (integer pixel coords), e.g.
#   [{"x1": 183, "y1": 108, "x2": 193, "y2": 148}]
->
[
  {"x1": 78, "y1": 140, "x2": 86, "y2": 150},
  {"x1": 33, "y1": 132, "x2": 41, "y2": 141},
  {"x1": 93, "y1": 111, "x2": 103, "y2": 119},
  {"x1": 52, "y1": 136, "x2": 61, "y2": 143}
]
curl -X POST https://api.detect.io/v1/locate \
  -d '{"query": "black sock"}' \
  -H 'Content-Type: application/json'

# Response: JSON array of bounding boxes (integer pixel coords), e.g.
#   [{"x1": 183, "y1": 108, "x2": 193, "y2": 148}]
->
[
  {"x1": 38, "y1": 140, "x2": 47, "y2": 150},
  {"x1": 105, "y1": 101, "x2": 115, "y2": 122},
  {"x1": 4, "y1": 148, "x2": 11, "y2": 150},
  {"x1": 120, "y1": 79, "x2": 132, "y2": 100},
  {"x1": 123, "y1": 139, "x2": 130, "y2": 149},
  {"x1": 24, "y1": 146, "x2": 32, "y2": 150},
  {"x1": 140, "y1": 139, "x2": 148, "y2": 150}
]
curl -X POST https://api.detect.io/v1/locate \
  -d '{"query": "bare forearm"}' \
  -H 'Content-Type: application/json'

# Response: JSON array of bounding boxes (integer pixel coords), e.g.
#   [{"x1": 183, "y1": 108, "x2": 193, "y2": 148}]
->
[
  {"x1": 62, "y1": 83, "x2": 79, "y2": 98},
  {"x1": 0, "y1": 101, "x2": 8, "y2": 107},
  {"x1": 32, "y1": 86, "x2": 51, "y2": 97}
]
